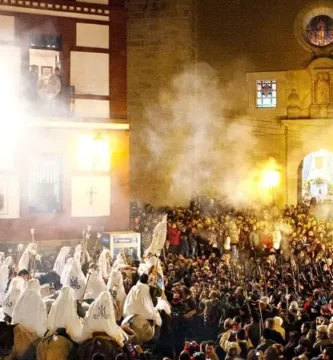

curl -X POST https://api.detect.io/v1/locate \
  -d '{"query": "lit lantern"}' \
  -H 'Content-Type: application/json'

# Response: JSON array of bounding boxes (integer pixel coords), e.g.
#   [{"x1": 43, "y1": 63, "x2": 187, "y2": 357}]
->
[
  {"x1": 261, "y1": 170, "x2": 280, "y2": 188},
  {"x1": 77, "y1": 134, "x2": 110, "y2": 171}
]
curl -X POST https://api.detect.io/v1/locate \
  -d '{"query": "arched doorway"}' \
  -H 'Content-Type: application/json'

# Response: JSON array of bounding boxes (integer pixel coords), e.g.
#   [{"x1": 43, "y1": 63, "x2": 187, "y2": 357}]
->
[{"x1": 298, "y1": 149, "x2": 333, "y2": 204}]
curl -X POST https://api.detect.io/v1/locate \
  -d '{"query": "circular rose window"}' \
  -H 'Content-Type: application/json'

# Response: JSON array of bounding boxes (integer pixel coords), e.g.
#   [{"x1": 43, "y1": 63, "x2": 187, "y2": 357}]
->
[{"x1": 306, "y1": 15, "x2": 333, "y2": 47}]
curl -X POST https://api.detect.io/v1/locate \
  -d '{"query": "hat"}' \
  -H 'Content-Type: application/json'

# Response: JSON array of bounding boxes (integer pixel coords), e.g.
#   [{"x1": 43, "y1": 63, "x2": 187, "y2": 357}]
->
[
  {"x1": 274, "y1": 316, "x2": 283, "y2": 327},
  {"x1": 289, "y1": 301, "x2": 299, "y2": 311},
  {"x1": 317, "y1": 325, "x2": 328, "y2": 334}
]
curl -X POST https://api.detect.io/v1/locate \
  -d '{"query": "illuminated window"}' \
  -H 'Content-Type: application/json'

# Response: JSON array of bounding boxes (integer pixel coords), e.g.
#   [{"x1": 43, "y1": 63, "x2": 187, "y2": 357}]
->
[
  {"x1": 29, "y1": 154, "x2": 63, "y2": 213},
  {"x1": 256, "y1": 80, "x2": 277, "y2": 108},
  {"x1": 306, "y1": 16, "x2": 333, "y2": 47},
  {"x1": 77, "y1": 134, "x2": 110, "y2": 171}
]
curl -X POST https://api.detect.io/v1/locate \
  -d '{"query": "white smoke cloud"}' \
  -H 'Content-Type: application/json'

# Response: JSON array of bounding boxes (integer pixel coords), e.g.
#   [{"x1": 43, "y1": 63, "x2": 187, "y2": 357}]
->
[{"x1": 141, "y1": 62, "x2": 263, "y2": 206}]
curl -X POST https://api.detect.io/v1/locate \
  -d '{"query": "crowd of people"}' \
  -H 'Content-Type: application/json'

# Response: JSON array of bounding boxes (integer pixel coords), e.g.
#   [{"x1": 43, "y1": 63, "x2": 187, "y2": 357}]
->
[
  {"x1": 129, "y1": 195, "x2": 333, "y2": 360},
  {"x1": 1, "y1": 195, "x2": 333, "y2": 360}
]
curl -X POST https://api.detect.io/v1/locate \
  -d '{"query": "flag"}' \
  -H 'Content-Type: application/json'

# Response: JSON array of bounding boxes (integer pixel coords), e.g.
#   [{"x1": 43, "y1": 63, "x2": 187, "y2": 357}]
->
[{"x1": 144, "y1": 214, "x2": 168, "y2": 256}]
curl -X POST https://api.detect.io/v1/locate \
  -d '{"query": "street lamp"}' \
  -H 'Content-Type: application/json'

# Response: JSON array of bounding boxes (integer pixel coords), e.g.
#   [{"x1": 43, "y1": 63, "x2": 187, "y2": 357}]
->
[{"x1": 261, "y1": 170, "x2": 280, "y2": 204}]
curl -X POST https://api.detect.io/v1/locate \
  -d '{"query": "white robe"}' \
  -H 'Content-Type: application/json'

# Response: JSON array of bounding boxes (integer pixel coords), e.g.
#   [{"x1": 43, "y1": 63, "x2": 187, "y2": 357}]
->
[
  {"x1": 3, "y1": 277, "x2": 25, "y2": 317},
  {"x1": 84, "y1": 269, "x2": 106, "y2": 300},
  {"x1": 47, "y1": 286, "x2": 82, "y2": 342},
  {"x1": 81, "y1": 291, "x2": 127, "y2": 346},
  {"x1": 62, "y1": 260, "x2": 86, "y2": 300},
  {"x1": 74, "y1": 244, "x2": 91, "y2": 264},
  {"x1": 3, "y1": 256, "x2": 13, "y2": 266},
  {"x1": 0, "y1": 252, "x2": 5, "y2": 266},
  {"x1": 0, "y1": 264, "x2": 9, "y2": 306},
  {"x1": 53, "y1": 246, "x2": 71, "y2": 276},
  {"x1": 60, "y1": 258, "x2": 73, "y2": 285},
  {"x1": 12, "y1": 279, "x2": 47, "y2": 338},
  {"x1": 107, "y1": 268, "x2": 126, "y2": 315},
  {"x1": 97, "y1": 249, "x2": 112, "y2": 278},
  {"x1": 113, "y1": 253, "x2": 128, "y2": 270},
  {"x1": 123, "y1": 281, "x2": 162, "y2": 326},
  {"x1": 18, "y1": 243, "x2": 37, "y2": 271}
]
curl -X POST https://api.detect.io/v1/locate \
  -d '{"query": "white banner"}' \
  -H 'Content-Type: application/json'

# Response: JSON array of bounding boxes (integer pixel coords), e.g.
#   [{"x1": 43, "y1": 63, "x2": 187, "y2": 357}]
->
[{"x1": 144, "y1": 214, "x2": 168, "y2": 256}]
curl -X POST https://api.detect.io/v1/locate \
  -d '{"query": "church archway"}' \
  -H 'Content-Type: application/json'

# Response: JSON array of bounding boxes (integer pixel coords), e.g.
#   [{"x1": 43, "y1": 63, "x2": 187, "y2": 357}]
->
[{"x1": 298, "y1": 149, "x2": 333, "y2": 204}]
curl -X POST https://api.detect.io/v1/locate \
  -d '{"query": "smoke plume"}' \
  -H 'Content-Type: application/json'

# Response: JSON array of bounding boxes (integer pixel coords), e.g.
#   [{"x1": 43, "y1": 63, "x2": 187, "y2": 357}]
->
[{"x1": 141, "y1": 62, "x2": 263, "y2": 206}]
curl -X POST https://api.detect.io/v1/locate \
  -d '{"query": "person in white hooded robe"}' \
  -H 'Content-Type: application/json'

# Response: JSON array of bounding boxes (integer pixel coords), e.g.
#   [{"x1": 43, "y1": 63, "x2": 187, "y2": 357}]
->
[
  {"x1": 81, "y1": 291, "x2": 127, "y2": 347},
  {"x1": 3, "y1": 256, "x2": 13, "y2": 267},
  {"x1": 62, "y1": 259, "x2": 86, "y2": 300},
  {"x1": 12, "y1": 279, "x2": 47, "y2": 338},
  {"x1": 74, "y1": 244, "x2": 91, "y2": 265},
  {"x1": 0, "y1": 263, "x2": 9, "y2": 306},
  {"x1": 112, "y1": 249, "x2": 129, "y2": 270},
  {"x1": 107, "y1": 267, "x2": 126, "y2": 321},
  {"x1": 97, "y1": 248, "x2": 112, "y2": 279},
  {"x1": 47, "y1": 286, "x2": 82, "y2": 342},
  {"x1": 60, "y1": 257, "x2": 73, "y2": 285},
  {"x1": 18, "y1": 243, "x2": 38, "y2": 272},
  {"x1": 53, "y1": 246, "x2": 71, "y2": 276},
  {"x1": 123, "y1": 273, "x2": 162, "y2": 327},
  {"x1": 3, "y1": 276, "x2": 25, "y2": 320},
  {"x1": 0, "y1": 252, "x2": 5, "y2": 266},
  {"x1": 84, "y1": 265, "x2": 106, "y2": 302}
]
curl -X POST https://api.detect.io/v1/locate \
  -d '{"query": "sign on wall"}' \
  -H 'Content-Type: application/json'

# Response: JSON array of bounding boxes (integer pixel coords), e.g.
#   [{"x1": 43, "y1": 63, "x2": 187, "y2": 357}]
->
[
  {"x1": 104, "y1": 232, "x2": 141, "y2": 260},
  {"x1": 71, "y1": 176, "x2": 110, "y2": 217}
]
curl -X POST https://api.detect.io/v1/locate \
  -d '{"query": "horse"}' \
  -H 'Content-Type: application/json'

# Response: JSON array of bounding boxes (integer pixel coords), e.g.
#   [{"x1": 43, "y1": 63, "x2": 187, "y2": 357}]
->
[
  {"x1": 121, "y1": 314, "x2": 156, "y2": 345},
  {"x1": 77, "y1": 334, "x2": 126, "y2": 360},
  {"x1": 5, "y1": 324, "x2": 40, "y2": 360},
  {"x1": 36, "y1": 329, "x2": 77, "y2": 360},
  {"x1": 0, "y1": 322, "x2": 15, "y2": 358}
]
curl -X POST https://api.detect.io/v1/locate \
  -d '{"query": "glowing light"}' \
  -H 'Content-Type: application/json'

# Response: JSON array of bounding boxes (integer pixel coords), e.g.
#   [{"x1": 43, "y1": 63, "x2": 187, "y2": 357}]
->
[
  {"x1": 77, "y1": 134, "x2": 110, "y2": 171},
  {"x1": 261, "y1": 170, "x2": 280, "y2": 188}
]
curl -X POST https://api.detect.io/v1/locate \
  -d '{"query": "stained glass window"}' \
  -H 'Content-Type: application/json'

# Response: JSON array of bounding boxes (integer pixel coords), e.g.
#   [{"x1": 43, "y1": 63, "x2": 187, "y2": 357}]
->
[
  {"x1": 256, "y1": 80, "x2": 277, "y2": 108},
  {"x1": 29, "y1": 154, "x2": 63, "y2": 213},
  {"x1": 306, "y1": 16, "x2": 333, "y2": 47}
]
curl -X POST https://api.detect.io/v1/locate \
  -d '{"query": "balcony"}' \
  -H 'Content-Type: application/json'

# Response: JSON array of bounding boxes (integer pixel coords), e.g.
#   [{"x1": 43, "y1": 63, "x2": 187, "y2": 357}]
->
[{"x1": 25, "y1": 83, "x2": 74, "y2": 118}]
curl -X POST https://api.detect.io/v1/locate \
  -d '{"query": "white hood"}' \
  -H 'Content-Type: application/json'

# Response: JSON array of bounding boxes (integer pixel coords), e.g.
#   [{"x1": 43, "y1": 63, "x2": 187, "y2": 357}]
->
[
  {"x1": 97, "y1": 249, "x2": 112, "y2": 278},
  {"x1": 81, "y1": 291, "x2": 127, "y2": 346},
  {"x1": 60, "y1": 257, "x2": 73, "y2": 285},
  {"x1": 0, "y1": 264, "x2": 9, "y2": 306},
  {"x1": 53, "y1": 246, "x2": 71, "y2": 276},
  {"x1": 47, "y1": 286, "x2": 82, "y2": 342},
  {"x1": 62, "y1": 260, "x2": 86, "y2": 300},
  {"x1": 84, "y1": 269, "x2": 106, "y2": 300},
  {"x1": 113, "y1": 251, "x2": 128, "y2": 270},
  {"x1": 123, "y1": 281, "x2": 162, "y2": 326},
  {"x1": 12, "y1": 279, "x2": 47, "y2": 338},
  {"x1": 107, "y1": 268, "x2": 126, "y2": 315},
  {"x1": 18, "y1": 243, "x2": 37, "y2": 271},
  {"x1": 3, "y1": 277, "x2": 25, "y2": 317}
]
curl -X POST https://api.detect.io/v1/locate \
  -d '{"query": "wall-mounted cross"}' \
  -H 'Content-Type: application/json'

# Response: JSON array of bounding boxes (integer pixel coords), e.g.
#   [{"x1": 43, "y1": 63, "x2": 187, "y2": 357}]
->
[{"x1": 87, "y1": 186, "x2": 97, "y2": 205}]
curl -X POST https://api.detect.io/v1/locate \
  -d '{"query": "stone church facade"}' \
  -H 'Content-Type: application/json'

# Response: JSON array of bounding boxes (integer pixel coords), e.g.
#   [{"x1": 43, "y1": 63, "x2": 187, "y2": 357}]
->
[{"x1": 128, "y1": 0, "x2": 333, "y2": 207}]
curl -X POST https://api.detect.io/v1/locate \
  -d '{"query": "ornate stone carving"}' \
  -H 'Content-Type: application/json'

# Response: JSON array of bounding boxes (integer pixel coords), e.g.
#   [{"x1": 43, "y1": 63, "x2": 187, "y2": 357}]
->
[
  {"x1": 315, "y1": 73, "x2": 329, "y2": 105},
  {"x1": 287, "y1": 89, "x2": 301, "y2": 119},
  {"x1": 308, "y1": 58, "x2": 333, "y2": 118}
]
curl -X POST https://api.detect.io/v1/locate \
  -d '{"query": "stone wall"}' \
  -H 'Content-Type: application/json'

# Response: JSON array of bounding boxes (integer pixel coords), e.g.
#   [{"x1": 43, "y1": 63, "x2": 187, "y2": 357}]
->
[
  {"x1": 127, "y1": 0, "x2": 333, "y2": 207},
  {"x1": 127, "y1": 0, "x2": 196, "y2": 205}
]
